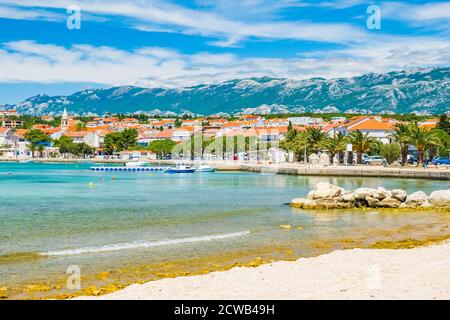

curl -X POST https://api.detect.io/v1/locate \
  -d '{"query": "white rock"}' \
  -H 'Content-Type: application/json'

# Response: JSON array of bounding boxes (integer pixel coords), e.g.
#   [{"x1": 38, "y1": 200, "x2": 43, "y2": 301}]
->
[
  {"x1": 366, "y1": 196, "x2": 380, "y2": 207},
  {"x1": 373, "y1": 187, "x2": 391, "y2": 200},
  {"x1": 291, "y1": 198, "x2": 318, "y2": 208},
  {"x1": 342, "y1": 192, "x2": 355, "y2": 202},
  {"x1": 379, "y1": 197, "x2": 401, "y2": 208},
  {"x1": 429, "y1": 190, "x2": 450, "y2": 207},
  {"x1": 354, "y1": 188, "x2": 376, "y2": 200},
  {"x1": 405, "y1": 191, "x2": 429, "y2": 207},
  {"x1": 311, "y1": 182, "x2": 344, "y2": 199},
  {"x1": 391, "y1": 189, "x2": 407, "y2": 202}
]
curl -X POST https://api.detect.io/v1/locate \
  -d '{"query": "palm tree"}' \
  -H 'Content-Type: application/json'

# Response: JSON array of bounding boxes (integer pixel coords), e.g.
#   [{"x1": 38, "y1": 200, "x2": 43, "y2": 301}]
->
[
  {"x1": 76, "y1": 122, "x2": 87, "y2": 131},
  {"x1": 280, "y1": 131, "x2": 307, "y2": 162},
  {"x1": 27, "y1": 143, "x2": 37, "y2": 158},
  {"x1": 388, "y1": 123, "x2": 411, "y2": 166},
  {"x1": 408, "y1": 123, "x2": 441, "y2": 165},
  {"x1": 348, "y1": 130, "x2": 377, "y2": 164},
  {"x1": 37, "y1": 144, "x2": 45, "y2": 158},
  {"x1": 305, "y1": 127, "x2": 329, "y2": 154},
  {"x1": 327, "y1": 132, "x2": 347, "y2": 164}
]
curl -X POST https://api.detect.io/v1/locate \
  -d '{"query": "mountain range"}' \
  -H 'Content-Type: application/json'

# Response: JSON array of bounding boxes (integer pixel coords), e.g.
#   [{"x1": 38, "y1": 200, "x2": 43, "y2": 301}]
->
[{"x1": 1, "y1": 67, "x2": 449, "y2": 116}]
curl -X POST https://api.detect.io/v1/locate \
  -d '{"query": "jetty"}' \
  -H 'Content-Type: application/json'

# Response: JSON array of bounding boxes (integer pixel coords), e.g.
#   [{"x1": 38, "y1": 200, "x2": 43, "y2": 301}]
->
[{"x1": 90, "y1": 166, "x2": 167, "y2": 172}]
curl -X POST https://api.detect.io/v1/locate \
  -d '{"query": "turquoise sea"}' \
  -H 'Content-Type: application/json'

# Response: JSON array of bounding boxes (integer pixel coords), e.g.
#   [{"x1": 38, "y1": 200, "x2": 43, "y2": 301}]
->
[{"x1": 0, "y1": 162, "x2": 449, "y2": 298}]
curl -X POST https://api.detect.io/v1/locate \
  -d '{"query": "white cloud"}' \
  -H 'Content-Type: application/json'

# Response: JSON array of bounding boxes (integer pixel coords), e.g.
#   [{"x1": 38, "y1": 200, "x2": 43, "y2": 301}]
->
[
  {"x1": 0, "y1": 4, "x2": 62, "y2": 20},
  {"x1": 0, "y1": 0, "x2": 371, "y2": 46},
  {"x1": 382, "y1": 1, "x2": 450, "y2": 21},
  {"x1": 1, "y1": 40, "x2": 449, "y2": 88}
]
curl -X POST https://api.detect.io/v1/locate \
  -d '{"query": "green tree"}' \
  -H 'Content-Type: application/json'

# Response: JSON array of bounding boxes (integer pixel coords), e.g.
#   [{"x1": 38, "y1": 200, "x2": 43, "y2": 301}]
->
[
  {"x1": 103, "y1": 128, "x2": 138, "y2": 153},
  {"x1": 70, "y1": 143, "x2": 94, "y2": 157},
  {"x1": 121, "y1": 128, "x2": 138, "y2": 150},
  {"x1": 437, "y1": 114, "x2": 450, "y2": 135},
  {"x1": 148, "y1": 139, "x2": 177, "y2": 159},
  {"x1": 348, "y1": 130, "x2": 377, "y2": 164},
  {"x1": 174, "y1": 119, "x2": 183, "y2": 128},
  {"x1": 280, "y1": 131, "x2": 308, "y2": 162},
  {"x1": 53, "y1": 136, "x2": 74, "y2": 155},
  {"x1": 37, "y1": 144, "x2": 46, "y2": 158},
  {"x1": 24, "y1": 129, "x2": 50, "y2": 158},
  {"x1": 305, "y1": 127, "x2": 329, "y2": 154},
  {"x1": 408, "y1": 123, "x2": 442, "y2": 165},
  {"x1": 389, "y1": 123, "x2": 411, "y2": 166},
  {"x1": 380, "y1": 143, "x2": 401, "y2": 165},
  {"x1": 27, "y1": 143, "x2": 37, "y2": 158},
  {"x1": 429, "y1": 129, "x2": 450, "y2": 158},
  {"x1": 76, "y1": 122, "x2": 87, "y2": 131},
  {"x1": 327, "y1": 132, "x2": 347, "y2": 164}
]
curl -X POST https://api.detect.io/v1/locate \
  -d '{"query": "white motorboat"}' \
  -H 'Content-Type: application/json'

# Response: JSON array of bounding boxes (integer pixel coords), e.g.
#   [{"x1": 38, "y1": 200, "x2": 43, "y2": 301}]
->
[
  {"x1": 163, "y1": 164, "x2": 195, "y2": 173},
  {"x1": 125, "y1": 161, "x2": 148, "y2": 167},
  {"x1": 193, "y1": 164, "x2": 215, "y2": 172}
]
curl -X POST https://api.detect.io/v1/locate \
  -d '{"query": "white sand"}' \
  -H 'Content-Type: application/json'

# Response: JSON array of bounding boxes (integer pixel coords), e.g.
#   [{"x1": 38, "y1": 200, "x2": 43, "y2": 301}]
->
[{"x1": 76, "y1": 242, "x2": 450, "y2": 300}]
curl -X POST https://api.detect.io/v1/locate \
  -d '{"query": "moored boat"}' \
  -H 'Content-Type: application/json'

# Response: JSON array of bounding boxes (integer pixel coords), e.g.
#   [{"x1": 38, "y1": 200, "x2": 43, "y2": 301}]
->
[
  {"x1": 125, "y1": 161, "x2": 148, "y2": 167},
  {"x1": 193, "y1": 164, "x2": 215, "y2": 172},
  {"x1": 164, "y1": 164, "x2": 195, "y2": 173}
]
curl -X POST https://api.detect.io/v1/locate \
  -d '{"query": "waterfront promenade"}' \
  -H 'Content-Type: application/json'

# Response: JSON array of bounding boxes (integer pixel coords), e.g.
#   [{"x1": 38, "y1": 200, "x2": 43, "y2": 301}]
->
[{"x1": 1, "y1": 157, "x2": 449, "y2": 180}]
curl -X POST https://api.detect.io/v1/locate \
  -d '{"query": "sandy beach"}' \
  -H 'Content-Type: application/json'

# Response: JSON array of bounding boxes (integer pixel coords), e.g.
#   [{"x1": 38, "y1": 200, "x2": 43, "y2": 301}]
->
[{"x1": 76, "y1": 241, "x2": 450, "y2": 300}]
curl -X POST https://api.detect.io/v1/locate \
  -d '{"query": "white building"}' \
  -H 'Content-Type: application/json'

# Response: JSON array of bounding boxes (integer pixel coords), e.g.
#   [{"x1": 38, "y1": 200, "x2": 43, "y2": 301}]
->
[{"x1": 287, "y1": 117, "x2": 323, "y2": 126}]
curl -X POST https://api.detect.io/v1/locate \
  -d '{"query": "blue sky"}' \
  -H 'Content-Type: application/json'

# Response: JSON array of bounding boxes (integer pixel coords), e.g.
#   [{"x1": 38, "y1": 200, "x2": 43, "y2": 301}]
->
[{"x1": 0, "y1": 0, "x2": 449, "y2": 104}]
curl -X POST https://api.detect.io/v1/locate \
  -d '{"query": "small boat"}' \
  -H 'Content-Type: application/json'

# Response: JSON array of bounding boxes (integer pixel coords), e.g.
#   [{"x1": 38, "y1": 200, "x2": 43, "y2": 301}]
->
[
  {"x1": 193, "y1": 164, "x2": 215, "y2": 172},
  {"x1": 125, "y1": 161, "x2": 148, "y2": 167},
  {"x1": 164, "y1": 164, "x2": 195, "y2": 174}
]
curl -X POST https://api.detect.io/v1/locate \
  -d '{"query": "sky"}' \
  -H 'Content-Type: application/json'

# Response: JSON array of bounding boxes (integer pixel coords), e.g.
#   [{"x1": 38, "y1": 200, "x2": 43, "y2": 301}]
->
[{"x1": 0, "y1": 0, "x2": 449, "y2": 104}]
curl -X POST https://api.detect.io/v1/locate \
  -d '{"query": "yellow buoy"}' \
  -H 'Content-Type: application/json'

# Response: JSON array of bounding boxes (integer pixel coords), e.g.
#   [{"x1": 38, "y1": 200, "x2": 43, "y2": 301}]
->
[{"x1": 88, "y1": 182, "x2": 94, "y2": 188}]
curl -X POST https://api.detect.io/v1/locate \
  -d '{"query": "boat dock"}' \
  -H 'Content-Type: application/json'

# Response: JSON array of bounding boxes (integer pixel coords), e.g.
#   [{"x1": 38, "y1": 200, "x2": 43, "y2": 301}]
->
[{"x1": 90, "y1": 166, "x2": 167, "y2": 172}]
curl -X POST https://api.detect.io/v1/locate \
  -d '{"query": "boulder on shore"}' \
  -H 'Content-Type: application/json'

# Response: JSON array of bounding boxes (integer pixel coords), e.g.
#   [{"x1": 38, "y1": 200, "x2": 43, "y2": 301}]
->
[
  {"x1": 429, "y1": 190, "x2": 450, "y2": 207},
  {"x1": 354, "y1": 188, "x2": 376, "y2": 200},
  {"x1": 373, "y1": 187, "x2": 391, "y2": 200},
  {"x1": 291, "y1": 198, "x2": 318, "y2": 209},
  {"x1": 379, "y1": 197, "x2": 401, "y2": 208},
  {"x1": 290, "y1": 183, "x2": 450, "y2": 211},
  {"x1": 404, "y1": 191, "x2": 429, "y2": 207},
  {"x1": 307, "y1": 182, "x2": 344, "y2": 200},
  {"x1": 391, "y1": 189, "x2": 407, "y2": 202}
]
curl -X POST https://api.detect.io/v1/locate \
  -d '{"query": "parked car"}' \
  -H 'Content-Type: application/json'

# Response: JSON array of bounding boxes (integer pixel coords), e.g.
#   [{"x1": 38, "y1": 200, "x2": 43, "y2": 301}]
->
[
  {"x1": 432, "y1": 157, "x2": 450, "y2": 165},
  {"x1": 407, "y1": 156, "x2": 418, "y2": 165},
  {"x1": 364, "y1": 156, "x2": 387, "y2": 166},
  {"x1": 351, "y1": 153, "x2": 369, "y2": 165}
]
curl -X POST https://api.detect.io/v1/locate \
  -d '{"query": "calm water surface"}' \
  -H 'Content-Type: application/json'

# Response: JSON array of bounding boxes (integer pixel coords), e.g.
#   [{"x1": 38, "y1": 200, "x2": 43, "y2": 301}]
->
[{"x1": 0, "y1": 162, "x2": 449, "y2": 298}]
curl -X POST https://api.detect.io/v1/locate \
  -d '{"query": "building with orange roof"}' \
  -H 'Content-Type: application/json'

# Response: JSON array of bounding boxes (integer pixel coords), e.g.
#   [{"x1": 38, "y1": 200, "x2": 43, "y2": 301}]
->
[
  {"x1": 335, "y1": 116, "x2": 396, "y2": 144},
  {"x1": 208, "y1": 118, "x2": 228, "y2": 126},
  {"x1": 0, "y1": 110, "x2": 18, "y2": 117},
  {"x1": 173, "y1": 126, "x2": 196, "y2": 141},
  {"x1": 0, "y1": 127, "x2": 16, "y2": 147},
  {"x1": 154, "y1": 130, "x2": 173, "y2": 140},
  {"x1": 418, "y1": 118, "x2": 438, "y2": 129},
  {"x1": 1, "y1": 118, "x2": 24, "y2": 128},
  {"x1": 41, "y1": 115, "x2": 55, "y2": 122}
]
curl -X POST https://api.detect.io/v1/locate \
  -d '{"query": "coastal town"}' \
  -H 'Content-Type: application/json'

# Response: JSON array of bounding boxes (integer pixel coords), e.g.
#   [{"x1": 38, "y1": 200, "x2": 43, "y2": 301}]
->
[{"x1": 1, "y1": 108, "x2": 449, "y2": 166}]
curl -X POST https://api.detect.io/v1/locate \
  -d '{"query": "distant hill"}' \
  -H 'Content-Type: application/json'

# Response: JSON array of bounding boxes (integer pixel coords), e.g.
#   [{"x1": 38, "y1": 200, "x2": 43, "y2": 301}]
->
[{"x1": 1, "y1": 67, "x2": 449, "y2": 116}]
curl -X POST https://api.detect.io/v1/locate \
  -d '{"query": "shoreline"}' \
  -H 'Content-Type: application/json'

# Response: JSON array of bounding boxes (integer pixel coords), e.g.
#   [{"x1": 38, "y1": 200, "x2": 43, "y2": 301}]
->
[
  {"x1": 1, "y1": 158, "x2": 449, "y2": 179},
  {"x1": 75, "y1": 240, "x2": 450, "y2": 300}
]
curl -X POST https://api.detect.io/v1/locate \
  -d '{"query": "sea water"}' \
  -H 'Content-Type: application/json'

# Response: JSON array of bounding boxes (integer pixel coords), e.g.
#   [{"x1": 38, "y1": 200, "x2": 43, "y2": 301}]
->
[{"x1": 0, "y1": 162, "x2": 448, "y2": 298}]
